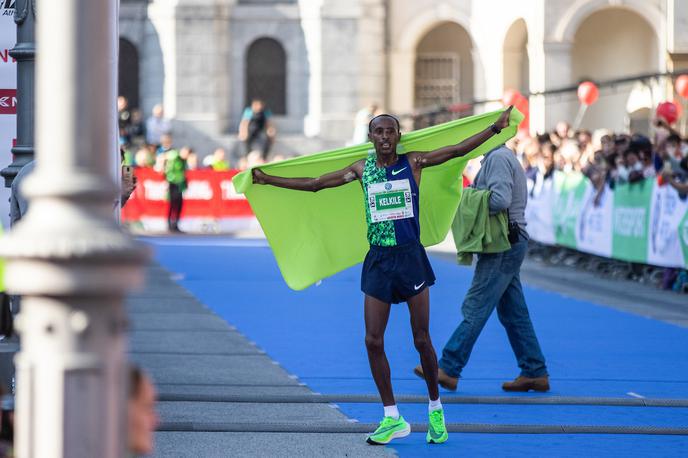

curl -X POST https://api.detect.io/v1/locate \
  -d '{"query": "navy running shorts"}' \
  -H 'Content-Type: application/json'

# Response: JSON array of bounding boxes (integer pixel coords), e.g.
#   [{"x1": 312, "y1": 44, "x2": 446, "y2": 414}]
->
[{"x1": 361, "y1": 240, "x2": 436, "y2": 304}]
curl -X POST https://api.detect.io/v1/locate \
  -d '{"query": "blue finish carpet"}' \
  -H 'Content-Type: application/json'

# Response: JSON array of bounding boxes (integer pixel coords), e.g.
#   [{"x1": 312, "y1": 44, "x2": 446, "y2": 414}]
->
[{"x1": 145, "y1": 236, "x2": 688, "y2": 457}]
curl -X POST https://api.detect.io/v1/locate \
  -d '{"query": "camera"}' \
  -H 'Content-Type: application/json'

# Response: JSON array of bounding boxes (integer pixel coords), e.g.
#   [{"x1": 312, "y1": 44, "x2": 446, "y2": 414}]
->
[{"x1": 508, "y1": 220, "x2": 520, "y2": 244}]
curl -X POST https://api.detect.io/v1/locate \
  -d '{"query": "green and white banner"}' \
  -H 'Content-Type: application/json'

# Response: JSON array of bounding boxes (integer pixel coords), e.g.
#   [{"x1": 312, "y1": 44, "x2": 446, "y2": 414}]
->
[{"x1": 526, "y1": 171, "x2": 688, "y2": 269}]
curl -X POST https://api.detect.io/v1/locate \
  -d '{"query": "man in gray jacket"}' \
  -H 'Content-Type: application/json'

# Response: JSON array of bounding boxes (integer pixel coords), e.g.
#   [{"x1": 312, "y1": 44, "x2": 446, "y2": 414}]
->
[{"x1": 415, "y1": 145, "x2": 549, "y2": 392}]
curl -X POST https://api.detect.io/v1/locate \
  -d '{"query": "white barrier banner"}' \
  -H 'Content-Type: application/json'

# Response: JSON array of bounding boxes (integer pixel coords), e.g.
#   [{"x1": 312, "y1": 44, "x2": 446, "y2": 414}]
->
[
  {"x1": 647, "y1": 182, "x2": 688, "y2": 267},
  {"x1": 526, "y1": 171, "x2": 688, "y2": 269},
  {"x1": 576, "y1": 184, "x2": 613, "y2": 258}
]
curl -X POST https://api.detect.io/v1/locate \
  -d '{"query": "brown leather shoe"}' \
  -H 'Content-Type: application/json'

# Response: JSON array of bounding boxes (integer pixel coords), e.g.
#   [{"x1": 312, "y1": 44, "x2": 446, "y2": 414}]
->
[
  {"x1": 502, "y1": 375, "x2": 550, "y2": 392},
  {"x1": 413, "y1": 365, "x2": 458, "y2": 391}
]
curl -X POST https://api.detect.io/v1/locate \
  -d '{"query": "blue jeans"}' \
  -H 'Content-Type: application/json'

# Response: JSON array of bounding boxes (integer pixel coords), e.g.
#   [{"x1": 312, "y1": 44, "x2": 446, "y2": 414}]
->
[{"x1": 439, "y1": 236, "x2": 548, "y2": 378}]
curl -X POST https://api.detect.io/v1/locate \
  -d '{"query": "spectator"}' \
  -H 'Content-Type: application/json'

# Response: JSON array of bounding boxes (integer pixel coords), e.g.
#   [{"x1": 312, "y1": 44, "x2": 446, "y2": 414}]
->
[
  {"x1": 576, "y1": 129, "x2": 595, "y2": 170},
  {"x1": 659, "y1": 134, "x2": 687, "y2": 178},
  {"x1": 184, "y1": 147, "x2": 199, "y2": 171},
  {"x1": 238, "y1": 99, "x2": 276, "y2": 161},
  {"x1": 128, "y1": 366, "x2": 159, "y2": 457},
  {"x1": 553, "y1": 121, "x2": 571, "y2": 145},
  {"x1": 539, "y1": 143, "x2": 556, "y2": 180},
  {"x1": 146, "y1": 104, "x2": 172, "y2": 148},
  {"x1": 628, "y1": 135, "x2": 655, "y2": 181},
  {"x1": 351, "y1": 102, "x2": 380, "y2": 145},
  {"x1": 118, "y1": 96, "x2": 132, "y2": 146},
  {"x1": 129, "y1": 108, "x2": 146, "y2": 147},
  {"x1": 134, "y1": 147, "x2": 155, "y2": 168},
  {"x1": 156, "y1": 134, "x2": 175, "y2": 157},
  {"x1": 164, "y1": 145, "x2": 188, "y2": 232},
  {"x1": 559, "y1": 140, "x2": 581, "y2": 173},
  {"x1": 203, "y1": 148, "x2": 230, "y2": 171}
]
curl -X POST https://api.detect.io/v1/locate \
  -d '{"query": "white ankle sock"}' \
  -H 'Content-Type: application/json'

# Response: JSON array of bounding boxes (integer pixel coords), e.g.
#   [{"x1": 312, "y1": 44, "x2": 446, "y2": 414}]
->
[
  {"x1": 383, "y1": 404, "x2": 400, "y2": 419},
  {"x1": 428, "y1": 398, "x2": 442, "y2": 412}
]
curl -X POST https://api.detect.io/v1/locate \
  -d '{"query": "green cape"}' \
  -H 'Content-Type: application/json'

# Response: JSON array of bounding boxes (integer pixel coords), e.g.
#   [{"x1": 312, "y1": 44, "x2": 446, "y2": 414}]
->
[{"x1": 233, "y1": 108, "x2": 523, "y2": 290}]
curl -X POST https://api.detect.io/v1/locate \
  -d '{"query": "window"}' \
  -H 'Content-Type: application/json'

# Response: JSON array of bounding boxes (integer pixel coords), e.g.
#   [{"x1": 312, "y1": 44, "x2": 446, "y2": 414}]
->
[
  {"x1": 118, "y1": 38, "x2": 140, "y2": 109},
  {"x1": 245, "y1": 38, "x2": 287, "y2": 115},
  {"x1": 414, "y1": 53, "x2": 460, "y2": 109}
]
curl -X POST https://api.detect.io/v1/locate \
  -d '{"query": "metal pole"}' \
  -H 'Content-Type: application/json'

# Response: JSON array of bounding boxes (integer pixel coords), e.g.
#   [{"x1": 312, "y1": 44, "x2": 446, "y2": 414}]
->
[
  {"x1": 0, "y1": 0, "x2": 148, "y2": 456},
  {"x1": 0, "y1": 0, "x2": 35, "y2": 187}
]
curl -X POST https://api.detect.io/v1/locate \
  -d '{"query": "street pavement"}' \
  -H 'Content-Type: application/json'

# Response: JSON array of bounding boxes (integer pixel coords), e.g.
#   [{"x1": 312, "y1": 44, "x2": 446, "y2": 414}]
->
[{"x1": 127, "y1": 263, "x2": 394, "y2": 458}]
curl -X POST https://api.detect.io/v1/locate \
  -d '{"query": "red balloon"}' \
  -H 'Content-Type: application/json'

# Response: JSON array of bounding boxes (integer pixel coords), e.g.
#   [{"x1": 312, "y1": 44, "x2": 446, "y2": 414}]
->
[
  {"x1": 577, "y1": 81, "x2": 599, "y2": 106},
  {"x1": 676, "y1": 75, "x2": 688, "y2": 98},
  {"x1": 656, "y1": 101, "x2": 682, "y2": 125},
  {"x1": 502, "y1": 89, "x2": 522, "y2": 106}
]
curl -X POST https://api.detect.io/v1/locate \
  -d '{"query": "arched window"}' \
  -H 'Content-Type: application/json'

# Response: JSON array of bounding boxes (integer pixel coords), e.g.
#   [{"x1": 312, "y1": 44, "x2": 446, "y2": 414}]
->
[
  {"x1": 118, "y1": 38, "x2": 140, "y2": 109},
  {"x1": 245, "y1": 38, "x2": 286, "y2": 115},
  {"x1": 414, "y1": 22, "x2": 474, "y2": 110}
]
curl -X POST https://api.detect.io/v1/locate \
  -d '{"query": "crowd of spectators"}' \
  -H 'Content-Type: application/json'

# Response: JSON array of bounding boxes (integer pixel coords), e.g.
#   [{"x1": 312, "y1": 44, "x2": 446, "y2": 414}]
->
[
  {"x1": 503, "y1": 119, "x2": 688, "y2": 293},
  {"x1": 507, "y1": 119, "x2": 688, "y2": 203},
  {"x1": 118, "y1": 96, "x2": 281, "y2": 175}
]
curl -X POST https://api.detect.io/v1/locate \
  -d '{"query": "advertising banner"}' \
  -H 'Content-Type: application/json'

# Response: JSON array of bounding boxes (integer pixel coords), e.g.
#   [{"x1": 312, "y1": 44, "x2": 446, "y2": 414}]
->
[
  {"x1": 611, "y1": 179, "x2": 654, "y2": 263},
  {"x1": 121, "y1": 168, "x2": 258, "y2": 233}
]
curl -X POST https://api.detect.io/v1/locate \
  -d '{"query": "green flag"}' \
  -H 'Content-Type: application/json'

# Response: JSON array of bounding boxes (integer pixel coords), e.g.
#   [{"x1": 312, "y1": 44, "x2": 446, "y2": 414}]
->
[{"x1": 233, "y1": 109, "x2": 524, "y2": 290}]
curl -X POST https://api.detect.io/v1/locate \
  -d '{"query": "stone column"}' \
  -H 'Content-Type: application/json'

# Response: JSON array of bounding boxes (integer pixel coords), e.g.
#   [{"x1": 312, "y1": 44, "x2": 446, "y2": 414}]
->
[
  {"x1": 148, "y1": 0, "x2": 234, "y2": 153},
  {"x1": 0, "y1": 0, "x2": 148, "y2": 456},
  {"x1": 528, "y1": 41, "x2": 575, "y2": 134},
  {"x1": 301, "y1": 0, "x2": 386, "y2": 142}
]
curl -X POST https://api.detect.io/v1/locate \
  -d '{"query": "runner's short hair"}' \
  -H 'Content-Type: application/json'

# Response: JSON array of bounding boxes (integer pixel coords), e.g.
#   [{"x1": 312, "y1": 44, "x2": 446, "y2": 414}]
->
[{"x1": 368, "y1": 114, "x2": 400, "y2": 133}]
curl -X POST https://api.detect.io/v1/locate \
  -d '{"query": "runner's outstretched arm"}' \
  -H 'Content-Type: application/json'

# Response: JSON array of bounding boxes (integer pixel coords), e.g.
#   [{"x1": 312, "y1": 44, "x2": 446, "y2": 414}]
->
[
  {"x1": 252, "y1": 161, "x2": 364, "y2": 192},
  {"x1": 409, "y1": 106, "x2": 513, "y2": 169}
]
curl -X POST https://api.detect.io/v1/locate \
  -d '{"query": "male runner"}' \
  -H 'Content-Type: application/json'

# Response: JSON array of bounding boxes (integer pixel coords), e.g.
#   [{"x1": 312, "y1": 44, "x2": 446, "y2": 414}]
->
[{"x1": 252, "y1": 107, "x2": 513, "y2": 445}]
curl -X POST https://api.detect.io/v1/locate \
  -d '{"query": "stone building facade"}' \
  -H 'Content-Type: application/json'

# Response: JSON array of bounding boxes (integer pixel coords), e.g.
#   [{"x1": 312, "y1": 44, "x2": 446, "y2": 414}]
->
[{"x1": 118, "y1": 0, "x2": 688, "y2": 155}]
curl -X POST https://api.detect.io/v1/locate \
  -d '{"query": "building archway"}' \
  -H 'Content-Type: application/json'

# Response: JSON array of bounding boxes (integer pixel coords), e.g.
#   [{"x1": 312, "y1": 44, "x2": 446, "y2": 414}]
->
[
  {"x1": 118, "y1": 37, "x2": 140, "y2": 109},
  {"x1": 503, "y1": 18, "x2": 529, "y2": 95},
  {"x1": 571, "y1": 7, "x2": 658, "y2": 131},
  {"x1": 414, "y1": 22, "x2": 473, "y2": 111},
  {"x1": 245, "y1": 37, "x2": 287, "y2": 115}
]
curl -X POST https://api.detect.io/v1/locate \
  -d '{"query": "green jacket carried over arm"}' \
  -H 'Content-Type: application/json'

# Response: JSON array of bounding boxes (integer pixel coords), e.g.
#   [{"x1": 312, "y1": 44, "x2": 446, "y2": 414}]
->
[
  {"x1": 233, "y1": 109, "x2": 524, "y2": 290},
  {"x1": 452, "y1": 187, "x2": 511, "y2": 265}
]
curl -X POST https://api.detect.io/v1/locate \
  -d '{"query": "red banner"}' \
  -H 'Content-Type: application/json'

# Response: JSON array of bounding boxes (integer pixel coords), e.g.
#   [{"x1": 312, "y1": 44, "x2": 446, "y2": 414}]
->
[
  {"x1": 0, "y1": 88, "x2": 16, "y2": 115},
  {"x1": 122, "y1": 168, "x2": 255, "y2": 229}
]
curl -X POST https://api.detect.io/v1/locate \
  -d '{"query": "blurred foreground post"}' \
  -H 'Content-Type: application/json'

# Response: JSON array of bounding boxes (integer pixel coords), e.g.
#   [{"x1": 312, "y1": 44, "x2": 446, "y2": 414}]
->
[{"x1": 0, "y1": 0, "x2": 148, "y2": 456}]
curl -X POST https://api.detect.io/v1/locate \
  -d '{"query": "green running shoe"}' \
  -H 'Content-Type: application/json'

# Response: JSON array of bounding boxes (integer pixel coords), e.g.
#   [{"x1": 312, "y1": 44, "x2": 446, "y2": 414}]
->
[
  {"x1": 426, "y1": 408, "x2": 448, "y2": 444},
  {"x1": 366, "y1": 416, "x2": 411, "y2": 445}
]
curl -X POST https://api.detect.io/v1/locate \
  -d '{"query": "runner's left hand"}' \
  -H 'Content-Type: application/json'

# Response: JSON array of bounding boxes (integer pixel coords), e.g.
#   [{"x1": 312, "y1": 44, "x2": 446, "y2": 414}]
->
[{"x1": 495, "y1": 106, "x2": 513, "y2": 131}]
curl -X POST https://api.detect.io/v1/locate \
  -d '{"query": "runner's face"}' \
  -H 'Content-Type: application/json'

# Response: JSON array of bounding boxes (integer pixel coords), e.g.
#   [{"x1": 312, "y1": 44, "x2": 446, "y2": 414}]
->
[{"x1": 369, "y1": 117, "x2": 400, "y2": 157}]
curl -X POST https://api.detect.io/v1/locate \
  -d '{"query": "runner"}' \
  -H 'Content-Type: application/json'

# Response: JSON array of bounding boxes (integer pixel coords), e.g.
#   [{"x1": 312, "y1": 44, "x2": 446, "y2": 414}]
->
[{"x1": 252, "y1": 106, "x2": 513, "y2": 445}]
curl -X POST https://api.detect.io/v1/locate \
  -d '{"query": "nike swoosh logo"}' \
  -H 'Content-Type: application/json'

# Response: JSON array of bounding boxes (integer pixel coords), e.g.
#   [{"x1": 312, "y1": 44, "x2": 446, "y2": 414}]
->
[
  {"x1": 414, "y1": 281, "x2": 425, "y2": 291},
  {"x1": 391, "y1": 167, "x2": 407, "y2": 176},
  {"x1": 370, "y1": 424, "x2": 403, "y2": 436},
  {"x1": 429, "y1": 427, "x2": 444, "y2": 439}
]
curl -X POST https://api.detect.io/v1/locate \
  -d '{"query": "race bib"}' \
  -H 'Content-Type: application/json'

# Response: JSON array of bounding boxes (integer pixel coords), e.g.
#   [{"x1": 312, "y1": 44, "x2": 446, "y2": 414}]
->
[{"x1": 367, "y1": 179, "x2": 414, "y2": 222}]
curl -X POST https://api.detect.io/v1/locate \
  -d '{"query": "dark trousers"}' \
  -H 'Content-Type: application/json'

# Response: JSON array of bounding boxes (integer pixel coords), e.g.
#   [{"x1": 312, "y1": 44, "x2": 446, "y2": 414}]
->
[
  {"x1": 168, "y1": 182, "x2": 184, "y2": 231},
  {"x1": 245, "y1": 130, "x2": 272, "y2": 160}
]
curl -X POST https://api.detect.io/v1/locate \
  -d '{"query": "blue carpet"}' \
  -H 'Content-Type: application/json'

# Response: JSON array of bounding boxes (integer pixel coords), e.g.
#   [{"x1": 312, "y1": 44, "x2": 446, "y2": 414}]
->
[
  {"x1": 388, "y1": 434, "x2": 688, "y2": 458},
  {"x1": 145, "y1": 236, "x2": 688, "y2": 456}
]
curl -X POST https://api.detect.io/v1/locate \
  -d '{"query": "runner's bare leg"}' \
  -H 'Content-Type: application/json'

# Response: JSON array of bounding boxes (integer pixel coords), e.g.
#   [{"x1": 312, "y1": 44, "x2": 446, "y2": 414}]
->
[{"x1": 364, "y1": 295, "x2": 395, "y2": 406}]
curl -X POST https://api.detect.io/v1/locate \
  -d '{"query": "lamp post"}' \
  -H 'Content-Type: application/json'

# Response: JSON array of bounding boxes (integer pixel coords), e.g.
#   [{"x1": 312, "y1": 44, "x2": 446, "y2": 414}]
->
[
  {"x1": 0, "y1": 0, "x2": 148, "y2": 456},
  {"x1": 0, "y1": 0, "x2": 35, "y2": 187}
]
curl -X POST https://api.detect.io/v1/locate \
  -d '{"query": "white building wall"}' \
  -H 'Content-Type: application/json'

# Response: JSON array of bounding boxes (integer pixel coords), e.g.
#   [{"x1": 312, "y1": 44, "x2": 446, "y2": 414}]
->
[{"x1": 123, "y1": 0, "x2": 685, "y2": 149}]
